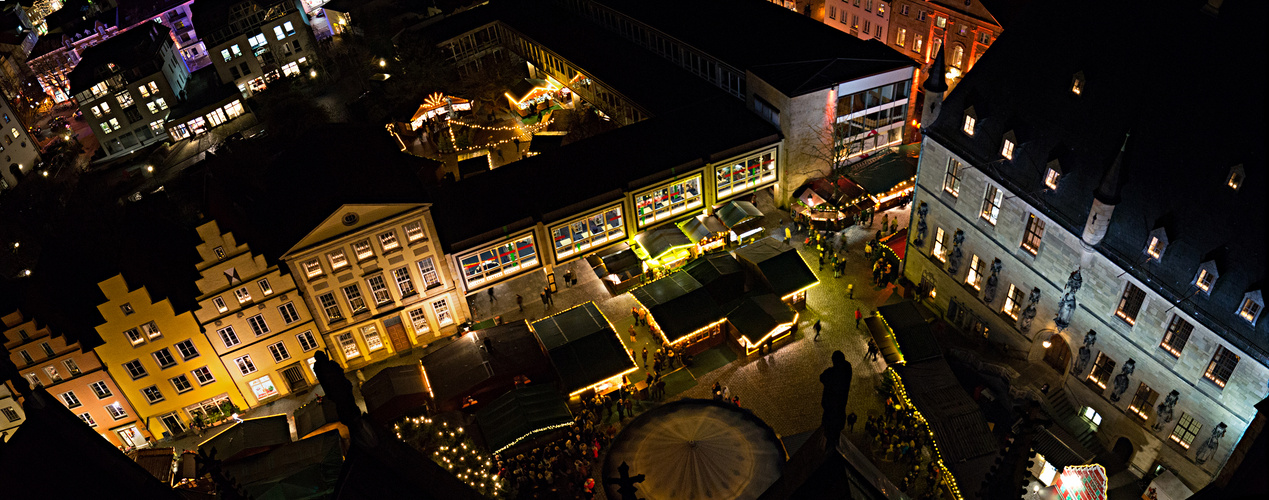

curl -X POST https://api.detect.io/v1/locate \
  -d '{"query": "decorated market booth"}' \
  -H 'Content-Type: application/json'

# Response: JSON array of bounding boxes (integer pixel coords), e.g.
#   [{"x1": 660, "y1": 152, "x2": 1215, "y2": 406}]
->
[
  {"x1": 726, "y1": 293, "x2": 798, "y2": 357},
  {"x1": 409, "y1": 92, "x2": 472, "y2": 130},
  {"x1": 589, "y1": 243, "x2": 645, "y2": 295},
  {"x1": 475, "y1": 384, "x2": 573, "y2": 455},
  {"x1": 678, "y1": 213, "x2": 728, "y2": 253},
  {"x1": 630, "y1": 271, "x2": 726, "y2": 355},
  {"x1": 791, "y1": 178, "x2": 869, "y2": 231},
  {"x1": 530, "y1": 302, "x2": 638, "y2": 399},
  {"x1": 683, "y1": 253, "x2": 746, "y2": 306},
  {"x1": 633, "y1": 222, "x2": 696, "y2": 271},
  {"x1": 507, "y1": 78, "x2": 561, "y2": 118},
  {"x1": 419, "y1": 321, "x2": 554, "y2": 414},
  {"x1": 734, "y1": 237, "x2": 819, "y2": 310},
  {"x1": 846, "y1": 148, "x2": 918, "y2": 212},
  {"x1": 716, "y1": 200, "x2": 766, "y2": 245},
  {"x1": 362, "y1": 364, "x2": 431, "y2": 426}
]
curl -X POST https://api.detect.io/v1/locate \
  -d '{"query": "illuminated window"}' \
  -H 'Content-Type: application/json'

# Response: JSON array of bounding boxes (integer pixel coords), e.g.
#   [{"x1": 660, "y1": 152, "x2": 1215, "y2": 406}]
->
[
  {"x1": 943, "y1": 158, "x2": 963, "y2": 196},
  {"x1": 123, "y1": 328, "x2": 145, "y2": 345},
  {"x1": 249, "y1": 376, "x2": 278, "y2": 400},
  {"x1": 878, "y1": 3, "x2": 885, "y2": 16},
  {"x1": 284, "y1": 21, "x2": 296, "y2": 35},
  {"x1": 716, "y1": 151, "x2": 776, "y2": 199},
  {"x1": 367, "y1": 275, "x2": 392, "y2": 304},
  {"x1": 318, "y1": 293, "x2": 343, "y2": 322},
  {"x1": 458, "y1": 235, "x2": 539, "y2": 287},
  {"x1": 1237, "y1": 292, "x2": 1262, "y2": 325},
  {"x1": 218, "y1": 326, "x2": 241, "y2": 348},
  {"x1": 1160, "y1": 316, "x2": 1192, "y2": 357},
  {"x1": 344, "y1": 241, "x2": 370, "y2": 263},
  {"x1": 303, "y1": 259, "x2": 324, "y2": 279},
  {"x1": 393, "y1": 267, "x2": 416, "y2": 296},
  {"x1": 232, "y1": 287, "x2": 250, "y2": 304},
  {"x1": 106, "y1": 403, "x2": 127, "y2": 420},
  {"x1": 1021, "y1": 214, "x2": 1045, "y2": 254},
  {"x1": 1203, "y1": 345, "x2": 1239, "y2": 389},
  {"x1": 258, "y1": 278, "x2": 272, "y2": 295},
  {"x1": 1127, "y1": 383, "x2": 1157, "y2": 420},
  {"x1": 222, "y1": 49, "x2": 232, "y2": 62},
  {"x1": 962, "y1": 114, "x2": 975, "y2": 135},
  {"x1": 1086, "y1": 352, "x2": 1116, "y2": 390},
  {"x1": 213, "y1": 297, "x2": 227, "y2": 313},
  {"x1": 274, "y1": 25, "x2": 285, "y2": 40},
  {"x1": 417, "y1": 258, "x2": 441, "y2": 288},
  {"x1": 45, "y1": 366, "x2": 61, "y2": 382},
  {"x1": 965, "y1": 255, "x2": 984, "y2": 289},
  {"x1": 404, "y1": 220, "x2": 426, "y2": 242},
  {"x1": 268, "y1": 341, "x2": 290, "y2": 362},
  {"x1": 951, "y1": 45, "x2": 964, "y2": 67},
  {"x1": 1071, "y1": 71, "x2": 1085, "y2": 95},
  {"x1": 1002, "y1": 284, "x2": 1025, "y2": 319},
  {"x1": 1044, "y1": 168, "x2": 1061, "y2": 189},
  {"x1": 328, "y1": 249, "x2": 349, "y2": 270},
  {"x1": 408, "y1": 308, "x2": 431, "y2": 334},
  {"x1": 234, "y1": 355, "x2": 258, "y2": 375},
  {"x1": 913, "y1": 34, "x2": 924, "y2": 53},
  {"x1": 342, "y1": 285, "x2": 367, "y2": 315},
  {"x1": 116, "y1": 91, "x2": 134, "y2": 108},
  {"x1": 361, "y1": 325, "x2": 384, "y2": 351},
  {"x1": 634, "y1": 176, "x2": 703, "y2": 227},
  {"x1": 1081, "y1": 406, "x2": 1102, "y2": 426},
  {"x1": 378, "y1": 231, "x2": 400, "y2": 251},
  {"x1": 1170, "y1": 413, "x2": 1202, "y2": 449},
  {"x1": 895, "y1": 27, "x2": 906, "y2": 47},
  {"x1": 337, "y1": 333, "x2": 360, "y2": 359},
  {"x1": 1226, "y1": 164, "x2": 1244, "y2": 191},
  {"x1": 1194, "y1": 265, "x2": 1217, "y2": 294},
  {"x1": 1001, "y1": 139, "x2": 1014, "y2": 159},
  {"x1": 433, "y1": 298, "x2": 454, "y2": 326},
  {"x1": 1115, "y1": 283, "x2": 1146, "y2": 325},
  {"x1": 552, "y1": 207, "x2": 625, "y2": 259},
  {"x1": 64, "y1": 360, "x2": 80, "y2": 377},
  {"x1": 1146, "y1": 236, "x2": 1164, "y2": 260},
  {"x1": 931, "y1": 228, "x2": 947, "y2": 261},
  {"x1": 980, "y1": 185, "x2": 1003, "y2": 225}
]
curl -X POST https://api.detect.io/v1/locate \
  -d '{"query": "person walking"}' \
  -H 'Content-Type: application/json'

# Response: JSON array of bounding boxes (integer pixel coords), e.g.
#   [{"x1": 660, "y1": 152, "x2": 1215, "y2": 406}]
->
[
  {"x1": 632, "y1": 306, "x2": 641, "y2": 326},
  {"x1": 854, "y1": 308, "x2": 863, "y2": 328},
  {"x1": 641, "y1": 347, "x2": 648, "y2": 367},
  {"x1": 731, "y1": 395, "x2": 740, "y2": 407},
  {"x1": 564, "y1": 269, "x2": 573, "y2": 287},
  {"x1": 847, "y1": 283, "x2": 854, "y2": 299},
  {"x1": 847, "y1": 412, "x2": 858, "y2": 433},
  {"x1": 544, "y1": 286, "x2": 554, "y2": 306},
  {"x1": 712, "y1": 382, "x2": 723, "y2": 401},
  {"x1": 516, "y1": 294, "x2": 524, "y2": 312},
  {"x1": 629, "y1": 324, "x2": 638, "y2": 344},
  {"x1": 813, "y1": 319, "x2": 823, "y2": 341},
  {"x1": 487, "y1": 287, "x2": 496, "y2": 303},
  {"x1": 541, "y1": 289, "x2": 550, "y2": 309}
]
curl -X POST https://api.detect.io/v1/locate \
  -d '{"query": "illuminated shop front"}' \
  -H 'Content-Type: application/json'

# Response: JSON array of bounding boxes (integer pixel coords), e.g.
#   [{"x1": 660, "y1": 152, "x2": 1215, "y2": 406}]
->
[
  {"x1": 167, "y1": 99, "x2": 248, "y2": 140},
  {"x1": 632, "y1": 222, "x2": 696, "y2": 270},
  {"x1": 716, "y1": 200, "x2": 766, "y2": 245},
  {"x1": 550, "y1": 205, "x2": 625, "y2": 261},
  {"x1": 791, "y1": 178, "x2": 871, "y2": 231},
  {"x1": 457, "y1": 233, "x2": 540, "y2": 288},
  {"x1": 716, "y1": 149, "x2": 777, "y2": 200},
  {"x1": 726, "y1": 294, "x2": 798, "y2": 357},
  {"x1": 634, "y1": 175, "x2": 703, "y2": 228},
  {"x1": 409, "y1": 92, "x2": 472, "y2": 129},
  {"x1": 678, "y1": 214, "x2": 728, "y2": 253}
]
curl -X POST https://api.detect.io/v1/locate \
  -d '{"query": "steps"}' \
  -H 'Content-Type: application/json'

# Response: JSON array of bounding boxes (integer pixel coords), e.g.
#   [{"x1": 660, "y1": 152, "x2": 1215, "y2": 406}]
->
[{"x1": 1043, "y1": 386, "x2": 1113, "y2": 465}]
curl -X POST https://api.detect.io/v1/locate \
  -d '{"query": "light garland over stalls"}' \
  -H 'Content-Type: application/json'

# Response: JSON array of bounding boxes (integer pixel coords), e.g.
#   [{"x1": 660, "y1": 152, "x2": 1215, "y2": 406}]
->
[
  {"x1": 886, "y1": 367, "x2": 964, "y2": 500},
  {"x1": 444, "y1": 117, "x2": 556, "y2": 154},
  {"x1": 394, "y1": 416, "x2": 505, "y2": 497}
]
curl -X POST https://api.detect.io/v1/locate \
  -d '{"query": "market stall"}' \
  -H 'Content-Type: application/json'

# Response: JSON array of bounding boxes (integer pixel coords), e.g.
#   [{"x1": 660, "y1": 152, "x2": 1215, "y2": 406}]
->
[
  {"x1": 716, "y1": 200, "x2": 766, "y2": 245},
  {"x1": 791, "y1": 178, "x2": 870, "y2": 231},
  {"x1": 507, "y1": 78, "x2": 559, "y2": 118},
  {"x1": 847, "y1": 148, "x2": 918, "y2": 212},
  {"x1": 408, "y1": 92, "x2": 472, "y2": 130},
  {"x1": 362, "y1": 364, "x2": 431, "y2": 425},
  {"x1": 475, "y1": 385, "x2": 573, "y2": 454},
  {"x1": 589, "y1": 243, "x2": 644, "y2": 295},
  {"x1": 633, "y1": 222, "x2": 695, "y2": 270},
  {"x1": 530, "y1": 302, "x2": 638, "y2": 398},
  {"x1": 629, "y1": 271, "x2": 726, "y2": 355},
  {"x1": 419, "y1": 321, "x2": 553, "y2": 413},
  {"x1": 734, "y1": 237, "x2": 819, "y2": 310},
  {"x1": 677, "y1": 214, "x2": 728, "y2": 253},
  {"x1": 727, "y1": 293, "x2": 798, "y2": 356},
  {"x1": 683, "y1": 252, "x2": 746, "y2": 306}
]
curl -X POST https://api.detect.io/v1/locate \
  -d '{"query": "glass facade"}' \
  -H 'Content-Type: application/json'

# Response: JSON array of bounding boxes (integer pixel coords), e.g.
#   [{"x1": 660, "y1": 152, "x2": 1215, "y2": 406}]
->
[
  {"x1": 551, "y1": 206, "x2": 625, "y2": 260},
  {"x1": 716, "y1": 150, "x2": 777, "y2": 199},
  {"x1": 634, "y1": 175, "x2": 703, "y2": 228},
  {"x1": 835, "y1": 80, "x2": 911, "y2": 157},
  {"x1": 458, "y1": 234, "x2": 539, "y2": 287}
]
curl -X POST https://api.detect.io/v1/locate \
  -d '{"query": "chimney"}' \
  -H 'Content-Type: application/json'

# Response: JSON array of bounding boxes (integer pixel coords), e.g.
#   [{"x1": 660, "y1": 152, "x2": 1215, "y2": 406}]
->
[{"x1": 1081, "y1": 133, "x2": 1130, "y2": 246}]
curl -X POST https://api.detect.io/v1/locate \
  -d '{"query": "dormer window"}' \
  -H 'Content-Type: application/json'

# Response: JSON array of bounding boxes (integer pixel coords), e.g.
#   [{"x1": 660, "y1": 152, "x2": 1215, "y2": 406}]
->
[
  {"x1": 213, "y1": 246, "x2": 225, "y2": 260},
  {"x1": 1238, "y1": 291, "x2": 1262, "y2": 325},
  {"x1": 962, "y1": 106, "x2": 977, "y2": 136},
  {"x1": 1193, "y1": 261, "x2": 1219, "y2": 294},
  {"x1": 1071, "y1": 71, "x2": 1085, "y2": 95},
  {"x1": 1226, "y1": 164, "x2": 1244, "y2": 191},
  {"x1": 1144, "y1": 228, "x2": 1168, "y2": 261},
  {"x1": 1001, "y1": 130, "x2": 1016, "y2": 160},
  {"x1": 1044, "y1": 158, "x2": 1062, "y2": 189}
]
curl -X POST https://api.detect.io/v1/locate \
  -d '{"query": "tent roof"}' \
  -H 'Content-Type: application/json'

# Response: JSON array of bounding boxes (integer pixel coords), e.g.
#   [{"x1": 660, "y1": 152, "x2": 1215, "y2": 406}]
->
[
  {"x1": 1033, "y1": 427, "x2": 1095, "y2": 470},
  {"x1": 727, "y1": 294, "x2": 797, "y2": 345},
  {"x1": 224, "y1": 430, "x2": 343, "y2": 500},
  {"x1": 684, "y1": 252, "x2": 747, "y2": 305},
  {"x1": 717, "y1": 200, "x2": 764, "y2": 229},
  {"x1": 199, "y1": 414, "x2": 292, "y2": 463},
  {"x1": 600, "y1": 244, "x2": 642, "y2": 278},
  {"x1": 475, "y1": 385, "x2": 573, "y2": 453},
  {"x1": 735, "y1": 238, "x2": 819, "y2": 297},
  {"x1": 846, "y1": 149, "x2": 919, "y2": 196},
  {"x1": 634, "y1": 223, "x2": 693, "y2": 261},
  {"x1": 419, "y1": 321, "x2": 550, "y2": 404},
  {"x1": 128, "y1": 448, "x2": 177, "y2": 484},
  {"x1": 896, "y1": 361, "x2": 997, "y2": 464},
  {"x1": 678, "y1": 215, "x2": 726, "y2": 243},
  {"x1": 360, "y1": 364, "x2": 428, "y2": 416},
  {"x1": 877, "y1": 302, "x2": 941, "y2": 363},
  {"x1": 532, "y1": 302, "x2": 636, "y2": 394},
  {"x1": 631, "y1": 272, "x2": 726, "y2": 343}
]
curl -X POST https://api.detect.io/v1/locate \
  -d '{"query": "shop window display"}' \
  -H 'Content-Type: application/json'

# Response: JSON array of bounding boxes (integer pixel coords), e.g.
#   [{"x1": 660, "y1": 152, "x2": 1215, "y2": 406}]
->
[
  {"x1": 552, "y1": 207, "x2": 624, "y2": 259},
  {"x1": 635, "y1": 176, "x2": 702, "y2": 228},
  {"x1": 717, "y1": 150, "x2": 776, "y2": 199},
  {"x1": 459, "y1": 235, "x2": 539, "y2": 287}
]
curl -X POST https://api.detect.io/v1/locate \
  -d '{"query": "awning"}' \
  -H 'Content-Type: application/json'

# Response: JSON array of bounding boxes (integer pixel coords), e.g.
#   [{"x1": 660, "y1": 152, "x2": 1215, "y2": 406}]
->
[
  {"x1": 863, "y1": 315, "x2": 904, "y2": 365},
  {"x1": 410, "y1": 94, "x2": 471, "y2": 124},
  {"x1": 633, "y1": 223, "x2": 694, "y2": 262},
  {"x1": 1033, "y1": 426, "x2": 1095, "y2": 469},
  {"x1": 896, "y1": 361, "x2": 998, "y2": 464},
  {"x1": 630, "y1": 271, "x2": 725, "y2": 344},
  {"x1": 717, "y1": 200, "x2": 764, "y2": 229},
  {"x1": 727, "y1": 294, "x2": 797, "y2": 346},
  {"x1": 531, "y1": 302, "x2": 637, "y2": 395},
  {"x1": 734, "y1": 237, "x2": 819, "y2": 298},
  {"x1": 476, "y1": 385, "x2": 573, "y2": 454},
  {"x1": 678, "y1": 215, "x2": 727, "y2": 244},
  {"x1": 882, "y1": 228, "x2": 908, "y2": 260}
]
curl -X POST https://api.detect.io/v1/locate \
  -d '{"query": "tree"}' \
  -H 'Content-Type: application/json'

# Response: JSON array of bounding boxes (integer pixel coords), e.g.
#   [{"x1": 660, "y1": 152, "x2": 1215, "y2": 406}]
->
[{"x1": 803, "y1": 120, "x2": 872, "y2": 179}]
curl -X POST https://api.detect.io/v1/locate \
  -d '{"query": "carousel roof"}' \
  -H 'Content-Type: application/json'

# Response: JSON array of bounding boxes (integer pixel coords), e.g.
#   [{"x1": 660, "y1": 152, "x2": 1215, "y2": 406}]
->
[{"x1": 602, "y1": 399, "x2": 786, "y2": 500}]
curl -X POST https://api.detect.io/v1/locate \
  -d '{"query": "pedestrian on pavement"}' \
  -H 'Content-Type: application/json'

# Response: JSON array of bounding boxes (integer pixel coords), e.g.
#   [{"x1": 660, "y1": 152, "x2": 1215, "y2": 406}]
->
[
  {"x1": 356, "y1": 369, "x2": 367, "y2": 387},
  {"x1": 642, "y1": 347, "x2": 648, "y2": 367},
  {"x1": 667, "y1": 348, "x2": 676, "y2": 368},
  {"x1": 867, "y1": 339, "x2": 880, "y2": 361},
  {"x1": 818, "y1": 252, "x2": 826, "y2": 271},
  {"x1": 541, "y1": 290, "x2": 549, "y2": 309},
  {"x1": 487, "y1": 287, "x2": 496, "y2": 303},
  {"x1": 712, "y1": 382, "x2": 723, "y2": 401},
  {"x1": 813, "y1": 319, "x2": 823, "y2": 341},
  {"x1": 564, "y1": 269, "x2": 573, "y2": 287},
  {"x1": 632, "y1": 306, "x2": 641, "y2": 326},
  {"x1": 854, "y1": 309, "x2": 863, "y2": 328},
  {"x1": 847, "y1": 283, "x2": 855, "y2": 299},
  {"x1": 623, "y1": 398, "x2": 633, "y2": 417},
  {"x1": 516, "y1": 294, "x2": 523, "y2": 311},
  {"x1": 731, "y1": 395, "x2": 740, "y2": 407},
  {"x1": 544, "y1": 286, "x2": 554, "y2": 306},
  {"x1": 847, "y1": 412, "x2": 858, "y2": 433},
  {"x1": 629, "y1": 324, "x2": 637, "y2": 343}
]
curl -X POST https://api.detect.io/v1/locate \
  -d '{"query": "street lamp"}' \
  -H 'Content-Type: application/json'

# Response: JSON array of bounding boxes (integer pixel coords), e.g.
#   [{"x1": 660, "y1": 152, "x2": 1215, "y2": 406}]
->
[
  {"x1": 379, "y1": 59, "x2": 387, "y2": 67},
  {"x1": 310, "y1": 69, "x2": 318, "y2": 78}
]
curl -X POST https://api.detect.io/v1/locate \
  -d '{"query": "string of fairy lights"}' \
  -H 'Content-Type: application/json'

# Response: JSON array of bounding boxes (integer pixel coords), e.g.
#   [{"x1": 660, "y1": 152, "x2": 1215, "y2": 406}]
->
[
  {"x1": 444, "y1": 116, "x2": 555, "y2": 155},
  {"x1": 394, "y1": 417, "x2": 504, "y2": 497},
  {"x1": 885, "y1": 367, "x2": 964, "y2": 500}
]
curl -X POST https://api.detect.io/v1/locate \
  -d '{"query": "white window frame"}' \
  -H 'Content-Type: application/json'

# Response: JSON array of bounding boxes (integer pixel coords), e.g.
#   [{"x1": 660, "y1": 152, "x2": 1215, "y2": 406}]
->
[
  {"x1": 170, "y1": 374, "x2": 193, "y2": 394},
  {"x1": 296, "y1": 331, "x2": 318, "y2": 352},
  {"x1": 123, "y1": 360, "x2": 148, "y2": 380},
  {"x1": 342, "y1": 285, "x2": 368, "y2": 314},
  {"x1": 218, "y1": 326, "x2": 241, "y2": 348},
  {"x1": 393, "y1": 267, "x2": 417, "y2": 296},
  {"x1": 361, "y1": 325, "x2": 384, "y2": 351},
  {"x1": 337, "y1": 332, "x2": 360, "y2": 359},
  {"x1": 379, "y1": 231, "x2": 400, "y2": 252},
  {"x1": 235, "y1": 286, "x2": 252, "y2": 304},
  {"x1": 142, "y1": 385, "x2": 165, "y2": 404},
  {"x1": 124, "y1": 328, "x2": 145, "y2": 345},
  {"x1": 247, "y1": 314, "x2": 270, "y2": 336},
  {"x1": 318, "y1": 293, "x2": 343, "y2": 322},
  {"x1": 408, "y1": 308, "x2": 431, "y2": 334},
  {"x1": 328, "y1": 249, "x2": 349, "y2": 271},
  {"x1": 417, "y1": 258, "x2": 441, "y2": 288},
  {"x1": 278, "y1": 302, "x2": 300, "y2": 324},
  {"x1": 213, "y1": 297, "x2": 228, "y2": 313},
  {"x1": 90, "y1": 380, "x2": 113, "y2": 399},
  {"x1": 152, "y1": 348, "x2": 177, "y2": 369},
  {"x1": 235, "y1": 355, "x2": 258, "y2": 376},
  {"x1": 404, "y1": 220, "x2": 426, "y2": 242},
  {"x1": 353, "y1": 239, "x2": 374, "y2": 261},
  {"x1": 303, "y1": 259, "x2": 324, "y2": 278},
  {"x1": 174, "y1": 339, "x2": 199, "y2": 360},
  {"x1": 432, "y1": 298, "x2": 454, "y2": 326},
  {"x1": 1238, "y1": 293, "x2": 1262, "y2": 325},
  {"x1": 258, "y1": 278, "x2": 273, "y2": 295},
  {"x1": 192, "y1": 366, "x2": 215, "y2": 385},
  {"x1": 106, "y1": 402, "x2": 128, "y2": 420},
  {"x1": 61, "y1": 390, "x2": 82, "y2": 408},
  {"x1": 268, "y1": 341, "x2": 291, "y2": 362},
  {"x1": 367, "y1": 275, "x2": 393, "y2": 305}
]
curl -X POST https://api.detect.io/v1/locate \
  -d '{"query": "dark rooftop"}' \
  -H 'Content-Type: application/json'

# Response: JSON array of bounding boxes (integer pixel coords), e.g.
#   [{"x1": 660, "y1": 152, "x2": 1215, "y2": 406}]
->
[
  {"x1": 531, "y1": 302, "x2": 636, "y2": 394},
  {"x1": 588, "y1": 0, "x2": 916, "y2": 96},
  {"x1": 924, "y1": 0, "x2": 1268, "y2": 362},
  {"x1": 630, "y1": 271, "x2": 725, "y2": 343},
  {"x1": 727, "y1": 293, "x2": 797, "y2": 346},
  {"x1": 475, "y1": 384, "x2": 572, "y2": 453},
  {"x1": 67, "y1": 23, "x2": 171, "y2": 94},
  {"x1": 116, "y1": 0, "x2": 188, "y2": 29},
  {"x1": 198, "y1": 414, "x2": 292, "y2": 463},
  {"x1": 167, "y1": 67, "x2": 240, "y2": 120},
  {"x1": 419, "y1": 320, "x2": 552, "y2": 406},
  {"x1": 735, "y1": 237, "x2": 820, "y2": 298}
]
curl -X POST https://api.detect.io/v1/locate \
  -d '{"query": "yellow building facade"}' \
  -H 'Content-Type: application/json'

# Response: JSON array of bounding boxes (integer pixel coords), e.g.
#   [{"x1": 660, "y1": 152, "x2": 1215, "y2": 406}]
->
[
  {"x1": 190, "y1": 221, "x2": 326, "y2": 407},
  {"x1": 282, "y1": 204, "x2": 466, "y2": 371},
  {"x1": 92, "y1": 275, "x2": 247, "y2": 439}
]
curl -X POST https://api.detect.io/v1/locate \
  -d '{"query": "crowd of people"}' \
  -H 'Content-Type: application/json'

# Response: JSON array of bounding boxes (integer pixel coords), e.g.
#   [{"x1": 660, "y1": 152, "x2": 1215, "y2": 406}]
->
[
  {"x1": 863, "y1": 395, "x2": 946, "y2": 499},
  {"x1": 495, "y1": 394, "x2": 622, "y2": 499}
]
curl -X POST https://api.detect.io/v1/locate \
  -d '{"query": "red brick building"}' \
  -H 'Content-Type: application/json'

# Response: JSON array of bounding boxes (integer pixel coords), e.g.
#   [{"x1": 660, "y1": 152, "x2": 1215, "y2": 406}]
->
[{"x1": 887, "y1": 0, "x2": 1002, "y2": 88}]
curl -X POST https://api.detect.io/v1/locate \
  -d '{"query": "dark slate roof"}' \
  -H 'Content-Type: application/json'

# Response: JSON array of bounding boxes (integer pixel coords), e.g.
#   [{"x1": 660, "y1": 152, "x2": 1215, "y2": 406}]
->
[
  {"x1": 419, "y1": 320, "x2": 551, "y2": 405},
  {"x1": 430, "y1": 97, "x2": 779, "y2": 251},
  {"x1": 360, "y1": 364, "x2": 429, "y2": 423},
  {"x1": 590, "y1": 0, "x2": 916, "y2": 96},
  {"x1": 222, "y1": 430, "x2": 343, "y2": 500},
  {"x1": 630, "y1": 271, "x2": 725, "y2": 343},
  {"x1": 634, "y1": 223, "x2": 693, "y2": 261},
  {"x1": 116, "y1": 0, "x2": 189, "y2": 28},
  {"x1": 924, "y1": 0, "x2": 1269, "y2": 362},
  {"x1": 531, "y1": 302, "x2": 635, "y2": 394},
  {"x1": 735, "y1": 237, "x2": 820, "y2": 298},
  {"x1": 878, "y1": 302, "x2": 941, "y2": 364},
  {"x1": 475, "y1": 384, "x2": 572, "y2": 453},
  {"x1": 128, "y1": 448, "x2": 177, "y2": 484},
  {"x1": 198, "y1": 414, "x2": 292, "y2": 463},
  {"x1": 727, "y1": 294, "x2": 797, "y2": 346},
  {"x1": 679, "y1": 215, "x2": 725, "y2": 244},
  {"x1": 684, "y1": 252, "x2": 746, "y2": 306},
  {"x1": 0, "y1": 387, "x2": 183, "y2": 500},
  {"x1": 196, "y1": 123, "x2": 441, "y2": 262},
  {"x1": 67, "y1": 23, "x2": 170, "y2": 94},
  {"x1": 167, "y1": 67, "x2": 240, "y2": 120}
]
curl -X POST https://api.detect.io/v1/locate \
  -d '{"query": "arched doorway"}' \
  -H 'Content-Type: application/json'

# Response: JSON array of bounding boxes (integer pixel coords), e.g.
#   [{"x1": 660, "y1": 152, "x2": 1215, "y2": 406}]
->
[
  {"x1": 9, "y1": 163, "x2": 23, "y2": 183},
  {"x1": 1043, "y1": 334, "x2": 1071, "y2": 376},
  {"x1": 1113, "y1": 437, "x2": 1134, "y2": 464}
]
